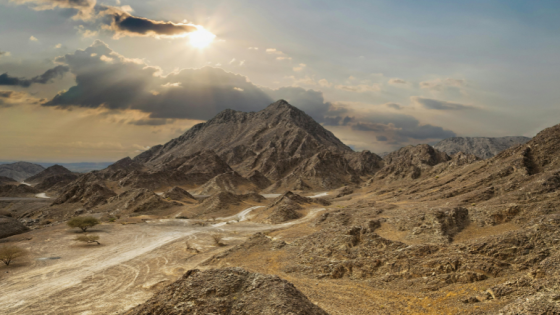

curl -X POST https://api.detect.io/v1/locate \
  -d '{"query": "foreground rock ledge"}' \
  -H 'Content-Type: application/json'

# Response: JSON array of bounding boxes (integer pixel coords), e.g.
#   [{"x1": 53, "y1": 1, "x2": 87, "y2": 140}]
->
[{"x1": 125, "y1": 267, "x2": 329, "y2": 315}]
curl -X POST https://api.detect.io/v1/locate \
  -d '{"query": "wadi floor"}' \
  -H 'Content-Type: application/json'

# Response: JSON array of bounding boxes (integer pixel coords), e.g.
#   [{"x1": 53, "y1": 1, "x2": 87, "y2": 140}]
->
[{"x1": 0, "y1": 191, "x2": 520, "y2": 315}]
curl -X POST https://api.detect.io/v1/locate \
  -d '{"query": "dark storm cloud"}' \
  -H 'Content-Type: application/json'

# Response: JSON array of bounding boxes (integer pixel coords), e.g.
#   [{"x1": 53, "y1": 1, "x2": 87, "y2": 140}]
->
[
  {"x1": 385, "y1": 103, "x2": 403, "y2": 110},
  {"x1": 411, "y1": 96, "x2": 476, "y2": 111},
  {"x1": 129, "y1": 119, "x2": 174, "y2": 126},
  {"x1": 102, "y1": 8, "x2": 199, "y2": 37},
  {"x1": 12, "y1": 1, "x2": 203, "y2": 39},
  {"x1": 376, "y1": 135, "x2": 388, "y2": 141},
  {"x1": 43, "y1": 41, "x2": 274, "y2": 120},
  {"x1": 0, "y1": 65, "x2": 69, "y2": 87}
]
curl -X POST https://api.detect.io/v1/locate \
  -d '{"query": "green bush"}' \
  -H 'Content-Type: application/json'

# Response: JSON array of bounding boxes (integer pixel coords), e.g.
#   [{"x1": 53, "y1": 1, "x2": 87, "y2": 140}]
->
[{"x1": 67, "y1": 216, "x2": 100, "y2": 232}]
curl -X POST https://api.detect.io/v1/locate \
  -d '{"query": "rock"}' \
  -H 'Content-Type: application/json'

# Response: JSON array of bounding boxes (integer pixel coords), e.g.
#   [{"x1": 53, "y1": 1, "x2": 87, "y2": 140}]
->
[
  {"x1": 51, "y1": 173, "x2": 116, "y2": 209},
  {"x1": 0, "y1": 184, "x2": 39, "y2": 197},
  {"x1": 0, "y1": 215, "x2": 30, "y2": 239},
  {"x1": 125, "y1": 268, "x2": 329, "y2": 315},
  {"x1": 162, "y1": 186, "x2": 196, "y2": 203}
]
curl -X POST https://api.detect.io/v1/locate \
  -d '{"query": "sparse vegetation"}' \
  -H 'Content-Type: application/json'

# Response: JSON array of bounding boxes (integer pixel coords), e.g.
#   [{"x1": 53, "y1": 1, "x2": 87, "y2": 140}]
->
[
  {"x1": 211, "y1": 233, "x2": 226, "y2": 246},
  {"x1": 67, "y1": 216, "x2": 100, "y2": 232},
  {"x1": 0, "y1": 245, "x2": 27, "y2": 266},
  {"x1": 75, "y1": 234, "x2": 101, "y2": 245}
]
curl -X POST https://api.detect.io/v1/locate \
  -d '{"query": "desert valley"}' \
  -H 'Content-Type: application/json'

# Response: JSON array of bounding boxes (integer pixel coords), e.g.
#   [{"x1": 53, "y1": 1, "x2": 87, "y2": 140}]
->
[{"x1": 1, "y1": 100, "x2": 559, "y2": 314}]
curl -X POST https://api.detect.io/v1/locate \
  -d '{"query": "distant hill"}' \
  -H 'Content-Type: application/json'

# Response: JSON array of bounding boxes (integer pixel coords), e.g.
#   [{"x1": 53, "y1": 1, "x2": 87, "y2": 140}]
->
[
  {"x1": 0, "y1": 162, "x2": 44, "y2": 182},
  {"x1": 433, "y1": 136, "x2": 531, "y2": 159}
]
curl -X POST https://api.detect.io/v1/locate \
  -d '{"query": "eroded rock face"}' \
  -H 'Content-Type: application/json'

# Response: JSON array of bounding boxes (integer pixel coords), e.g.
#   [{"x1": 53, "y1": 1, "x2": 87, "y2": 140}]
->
[
  {"x1": 375, "y1": 144, "x2": 451, "y2": 181},
  {"x1": 389, "y1": 207, "x2": 469, "y2": 243},
  {"x1": 434, "y1": 136, "x2": 531, "y2": 159},
  {"x1": 125, "y1": 268, "x2": 329, "y2": 315},
  {"x1": 106, "y1": 188, "x2": 176, "y2": 214},
  {"x1": 0, "y1": 215, "x2": 30, "y2": 239},
  {"x1": 162, "y1": 186, "x2": 196, "y2": 202}
]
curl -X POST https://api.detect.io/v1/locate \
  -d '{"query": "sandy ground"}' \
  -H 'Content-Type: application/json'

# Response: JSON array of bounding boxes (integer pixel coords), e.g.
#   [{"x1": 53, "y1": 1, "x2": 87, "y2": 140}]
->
[{"x1": 0, "y1": 206, "x2": 326, "y2": 315}]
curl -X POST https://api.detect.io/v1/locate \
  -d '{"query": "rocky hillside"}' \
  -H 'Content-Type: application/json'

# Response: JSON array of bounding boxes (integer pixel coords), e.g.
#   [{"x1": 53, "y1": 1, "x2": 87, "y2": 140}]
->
[
  {"x1": 0, "y1": 162, "x2": 44, "y2": 182},
  {"x1": 434, "y1": 136, "x2": 531, "y2": 159},
  {"x1": 25, "y1": 165, "x2": 78, "y2": 192},
  {"x1": 132, "y1": 100, "x2": 381, "y2": 191},
  {"x1": 125, "y1": 268, "x2": 329, "y2": 315},
  {"x1": 0, "y1": 176, "x2": 17, "y2": 186}
]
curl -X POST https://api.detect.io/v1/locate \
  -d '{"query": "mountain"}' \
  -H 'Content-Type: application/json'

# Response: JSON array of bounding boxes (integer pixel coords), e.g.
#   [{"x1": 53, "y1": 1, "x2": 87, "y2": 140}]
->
[
  {"x1": 24, "y1": 165, "x2": 79, "y2": 192},
  {"x1": 132, "y1": 100, "x2": 381, "y2": 191},
  {"x1": 0, "y1": 162, "x2": 44, "y2": 182},
  {"x1": 433, "y1": 136, "x2": 531, "y2": 159}
]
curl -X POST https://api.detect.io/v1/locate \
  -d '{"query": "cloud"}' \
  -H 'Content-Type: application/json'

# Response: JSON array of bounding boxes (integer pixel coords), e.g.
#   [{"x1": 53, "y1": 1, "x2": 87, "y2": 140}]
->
[
  {"x1": 335, "y1": 84, "x2": 381, "y2": 93},
  {"x1": 0, "y1": 51, "x2": 10, "y2": 58},
  {"x1": 248, "y1": 47, "x2": 259, "y2": 50},
  {"x1": 420, "y1": 78, "x2": 466, "y2": 91},
  {"x1": 99, "y1": 6, "x2": 199, "y2": 38},
  {"x1": 318, "y1": 79, "x2": 331, "y2": 88},
  {"x1": 43, "y1": 41, "x2": 274, "y2": 120},
  {"x1": 76, "y1": 25, "x2": 98, "y2": 37},
  {"x1": 266, "y1": 48, "x2": 282, "y2": 54},
  {"x1": 411, "y1": 96, "x2": 476, "y2": 110},
  {"x1": 12, "y1": 0, "x2": 207, "y2": 39},
  {"x1": 0, "y1": 90, "x2": 43, "y2": 107},
  {"x1": 10, "y1": 0, "x2": 96, "y2": 19},
  {"x1": 29, "y1": 35, "x2": 38, "y2": 41},
  {"x1": 129, "y1": 118, "x2": 173, "y2": 126},
  {"x1": 376, "y1": 135, "x2": 388, "y2": 141},
  {"x1": 0, "y1": 65, "x2": 69, "y2": 87},
  {"x1": 388, "y1": 78, "x2": 406, "y2": 84},
  {"x1": 293, "y1": 64, "x2": 306, "y2": 72},
  {"x1": 385, "y1": 103, "x2": 403, "y2": 110}
]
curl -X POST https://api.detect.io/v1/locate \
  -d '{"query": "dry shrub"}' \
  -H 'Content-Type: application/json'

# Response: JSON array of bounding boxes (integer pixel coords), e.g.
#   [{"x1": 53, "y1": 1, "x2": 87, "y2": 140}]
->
[{"x1": 0, "y1": 245, "x2": 27, "y2": 266}]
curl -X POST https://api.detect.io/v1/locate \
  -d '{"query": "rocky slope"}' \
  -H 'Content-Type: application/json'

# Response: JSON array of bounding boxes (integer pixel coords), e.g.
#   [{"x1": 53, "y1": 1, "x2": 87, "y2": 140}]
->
[
  {"x1": 186, "y1": 191, "x2": 266, "y2": 218},
  {"x1": 125, "y1": 268, "x2": 329, "y2": 315},
  {"x1": 434, "y1": 136, "x2": 531, "y2": 159},
  {"x1": 0, "y1": 162, "x2": 44, "y2": 182},
  {"x1": 0, "y1": 176, "x2": 17, "y2": 186},
  {"x1": 133, "y1": 100, "x2": 381, "y2": 191},
  {"x1": 256, "y1": 191, "x2": 330, "y2": 224},
  {"x1": 0, "y1": 184, "x2": 39, "y2": 197}
]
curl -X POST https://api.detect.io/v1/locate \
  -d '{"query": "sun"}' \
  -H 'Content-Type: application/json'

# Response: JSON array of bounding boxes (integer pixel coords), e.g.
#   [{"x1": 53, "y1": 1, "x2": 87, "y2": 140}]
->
[{"x1": 189, "y1": 27, "x2": 216, "y2": 48}]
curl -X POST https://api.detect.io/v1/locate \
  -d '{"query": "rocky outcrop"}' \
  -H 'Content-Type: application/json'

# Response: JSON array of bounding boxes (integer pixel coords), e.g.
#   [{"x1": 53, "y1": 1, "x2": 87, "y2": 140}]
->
[
  {"x1": 389, "y1": 207, "x2": 469, "y2": 243},
  {"x1": 193, "y1": 171, "x2": 260, "y2": 195},
  {"x1": 162, "y1": 186, "x2": 196, "y2": 203},
  {"x1": 375, "y1": 144, "x2": 450, "y2": 181},
  {"x1": 261, "y1": 191, "x2": 330, "y2": 224},
  {"x1": 125, "y1": 268, "x2": 329, "y2": 315},
  {"x1": 0, "y1": 215, "x2": 30, "y2": 239},
  {"x1": 105, "y1": 188, "x2": 176, "y2": 214},
  {"x1": 0, "y1": 162, "x2": 44, "y2": 182},
  {"x1": 434, "y1": 136, "x2": 531, "y2": 159}
]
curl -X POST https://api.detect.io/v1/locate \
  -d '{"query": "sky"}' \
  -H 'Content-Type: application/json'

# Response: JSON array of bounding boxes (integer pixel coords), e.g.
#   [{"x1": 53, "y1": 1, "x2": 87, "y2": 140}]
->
[{"x1": 1, "y1": 0, "x2": 559, "y2": 162}]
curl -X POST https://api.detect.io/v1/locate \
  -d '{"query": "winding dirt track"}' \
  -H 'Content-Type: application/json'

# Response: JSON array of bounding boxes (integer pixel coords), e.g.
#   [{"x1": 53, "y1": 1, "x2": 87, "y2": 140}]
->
[{"x1": 0, "y1": 208, "x2": 325, "y2": 315}]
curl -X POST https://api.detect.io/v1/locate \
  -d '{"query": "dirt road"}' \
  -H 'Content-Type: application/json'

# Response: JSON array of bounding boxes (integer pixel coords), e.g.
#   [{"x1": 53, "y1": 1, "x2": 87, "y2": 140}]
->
[{"x1": 0, "y1": 207, "x2": 325, "y2": 314}]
